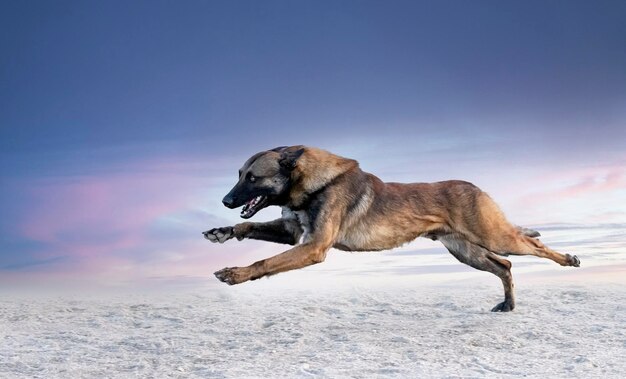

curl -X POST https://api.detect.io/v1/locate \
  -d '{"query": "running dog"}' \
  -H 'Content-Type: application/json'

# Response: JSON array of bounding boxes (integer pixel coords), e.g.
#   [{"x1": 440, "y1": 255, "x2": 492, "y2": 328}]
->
[{"x1": 203, "y1": 146, "x2": 580, "y2": 311}]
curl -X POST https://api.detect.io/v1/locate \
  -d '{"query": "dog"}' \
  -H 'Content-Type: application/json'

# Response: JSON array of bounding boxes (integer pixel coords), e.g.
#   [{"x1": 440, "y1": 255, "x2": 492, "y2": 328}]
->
[{"x1": 203, "y1": 146, "x2": 580, "y2": 311}]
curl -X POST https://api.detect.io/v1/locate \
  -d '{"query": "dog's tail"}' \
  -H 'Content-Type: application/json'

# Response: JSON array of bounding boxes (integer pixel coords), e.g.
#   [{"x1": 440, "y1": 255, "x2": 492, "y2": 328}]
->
[{"x1": 517, "y1": 226, "x2": 541, "y2": 238}]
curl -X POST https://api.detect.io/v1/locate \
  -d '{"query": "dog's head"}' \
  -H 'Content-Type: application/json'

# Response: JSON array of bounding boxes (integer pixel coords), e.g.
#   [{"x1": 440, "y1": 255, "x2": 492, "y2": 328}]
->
[{"x1": 222, "y1": 146, "x2": 305, "y2": 219}]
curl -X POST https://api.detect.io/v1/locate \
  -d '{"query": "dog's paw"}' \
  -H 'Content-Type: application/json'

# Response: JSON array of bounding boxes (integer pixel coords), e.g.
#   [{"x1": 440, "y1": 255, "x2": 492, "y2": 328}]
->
[
  {"x1": 203, "y1": 227, "x2": 234, "y2": 243},
  {"x1": 491, "y1": 299, "x2": 515, "y2": 312},
  {"x1": 214, "y1": 267, "x2": 248, "y2": 285},
  {"x1": 565, "y1": 253, "x2": 580, "y2": 267}
]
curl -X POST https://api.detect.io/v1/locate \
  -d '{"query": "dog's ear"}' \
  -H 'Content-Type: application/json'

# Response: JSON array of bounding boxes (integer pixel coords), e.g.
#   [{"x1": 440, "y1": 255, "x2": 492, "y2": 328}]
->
[
  {"x1": 270, "y1": 146, "x2": 288, "y2": 153},
  {"x1": 279, "y1": 147, "x2": 305, "y2": 170}
]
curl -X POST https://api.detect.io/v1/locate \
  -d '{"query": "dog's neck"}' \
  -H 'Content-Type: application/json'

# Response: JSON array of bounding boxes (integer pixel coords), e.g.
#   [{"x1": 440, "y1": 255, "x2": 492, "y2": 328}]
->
[{"x1": 288, "y1": 147, "x2": 358, "y2": 208}]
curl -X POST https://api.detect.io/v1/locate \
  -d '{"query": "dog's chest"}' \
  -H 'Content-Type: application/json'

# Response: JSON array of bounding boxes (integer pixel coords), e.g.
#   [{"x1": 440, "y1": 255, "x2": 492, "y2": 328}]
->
[{"x1": 282, "y1": 207, "x2": 312, "y2": 243}]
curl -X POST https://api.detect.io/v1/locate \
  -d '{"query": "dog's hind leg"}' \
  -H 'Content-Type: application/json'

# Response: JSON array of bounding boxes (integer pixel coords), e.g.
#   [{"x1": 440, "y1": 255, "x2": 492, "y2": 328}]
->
[
  {"x1": 483, "y1": 230, "x2": 580, "y2": 267},
  {"x1": 469, "y1": 194, "x2": 579, "y2": 267},
  {"x1": 440, "y1": 235, "x2": 516, "y2": 312}
]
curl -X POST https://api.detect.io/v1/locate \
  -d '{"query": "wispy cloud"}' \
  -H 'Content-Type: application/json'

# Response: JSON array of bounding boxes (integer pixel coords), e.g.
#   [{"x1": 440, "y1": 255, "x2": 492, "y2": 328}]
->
[
  {"x1": 1, "y1": 154, "x2": 246, "y2": 282},
  {"x1": 505, "y1": 163, "x2": 626, "y2": 224},
  {"x1": 2, "y1": 256, "x2": 69, "y2": 271},
  {"x1": 521, "y1": 168, "x2": 625, "y2": 205}
]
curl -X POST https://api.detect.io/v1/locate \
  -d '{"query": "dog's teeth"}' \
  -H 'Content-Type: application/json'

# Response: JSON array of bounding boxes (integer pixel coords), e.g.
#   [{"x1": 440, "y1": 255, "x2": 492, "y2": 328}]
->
[{"x1": 240, "y1": 196, "x2": 265, "y2": 217}]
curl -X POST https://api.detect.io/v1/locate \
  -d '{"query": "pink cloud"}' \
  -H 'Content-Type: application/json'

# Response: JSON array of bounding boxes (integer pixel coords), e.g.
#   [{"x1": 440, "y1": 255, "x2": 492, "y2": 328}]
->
[
  {"x1": 498, "y1": 161, "x2": 626, "y2": 225},
  {"x1": 563, "y1": 170, "x2": 623, "y2": 196},
  {"x1": 519, "y1": 167, "x2": 625, "y2": 207},
  {"x1": 14, "y1": 157, "x2": 217, "y2": 263}
]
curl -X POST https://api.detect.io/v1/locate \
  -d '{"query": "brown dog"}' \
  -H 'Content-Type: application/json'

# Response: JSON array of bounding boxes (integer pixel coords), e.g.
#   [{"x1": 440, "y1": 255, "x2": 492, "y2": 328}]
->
[{"x1": 204, "y1": 146, "x2": 580, "y2": 311}]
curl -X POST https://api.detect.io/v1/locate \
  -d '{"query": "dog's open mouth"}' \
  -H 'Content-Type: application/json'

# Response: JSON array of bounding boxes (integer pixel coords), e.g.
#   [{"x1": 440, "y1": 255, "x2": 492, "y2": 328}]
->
[{"x1": 240, "y1": 195, "x2": 268, "y2": 219}]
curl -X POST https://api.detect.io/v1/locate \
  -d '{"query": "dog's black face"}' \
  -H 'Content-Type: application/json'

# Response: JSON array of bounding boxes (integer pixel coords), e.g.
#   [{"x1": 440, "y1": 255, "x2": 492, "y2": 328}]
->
[{"x1": 222, "y1": 147, "x2": 303, "y2": 219}]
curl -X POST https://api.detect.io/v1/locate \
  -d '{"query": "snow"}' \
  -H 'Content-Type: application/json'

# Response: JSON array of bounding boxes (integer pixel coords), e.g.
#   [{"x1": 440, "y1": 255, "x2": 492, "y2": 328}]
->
[
  {"x1": 1, "y1": 223, "x2": 625, "y2": 377},
  {"x1": 1, "y1": 282, "x2": 624, "y2": 378}
]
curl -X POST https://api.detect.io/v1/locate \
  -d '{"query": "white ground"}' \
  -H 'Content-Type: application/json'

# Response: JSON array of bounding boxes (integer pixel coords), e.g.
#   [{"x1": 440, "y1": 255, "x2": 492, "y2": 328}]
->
[
  {"x1": 1, "y1": 281, "x2": 624, "y2": 378},
  {"x1": 2, "y1": 224, "x2": 625, "y2": 378}
]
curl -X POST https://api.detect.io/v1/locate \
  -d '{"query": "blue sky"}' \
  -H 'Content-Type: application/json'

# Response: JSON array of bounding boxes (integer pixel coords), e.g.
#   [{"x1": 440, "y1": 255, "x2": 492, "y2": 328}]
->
[{"x1": 1, "y1": 1, "x2": 625, "y2": 288}]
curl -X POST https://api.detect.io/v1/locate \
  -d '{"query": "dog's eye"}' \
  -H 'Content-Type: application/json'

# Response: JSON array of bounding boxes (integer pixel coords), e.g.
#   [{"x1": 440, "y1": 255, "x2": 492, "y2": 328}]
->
[{"x1": 249, "y1": 175, "x2": 256, "y2": 182}]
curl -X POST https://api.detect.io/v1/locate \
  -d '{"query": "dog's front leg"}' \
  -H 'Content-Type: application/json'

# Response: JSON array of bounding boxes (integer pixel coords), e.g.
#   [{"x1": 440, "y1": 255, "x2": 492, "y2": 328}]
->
[
  {"x1": 214, "y1": 242, "x2": 329, "y2": 285},
  {"x1": 238, "y1": 218, "x2": 303, "y2": 245},
  {"x1": 214, "y1": 192, "x2": 344, "y2": 285},
  {"x1": 203, "y1": 218, "x2": 302, "y2": 245}
]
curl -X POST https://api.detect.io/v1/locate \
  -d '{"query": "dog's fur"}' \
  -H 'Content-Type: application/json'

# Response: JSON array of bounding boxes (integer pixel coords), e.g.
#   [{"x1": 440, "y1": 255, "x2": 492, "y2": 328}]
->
[{"x1": 204, "y1": 146, "x2": 580, "y2": 311}]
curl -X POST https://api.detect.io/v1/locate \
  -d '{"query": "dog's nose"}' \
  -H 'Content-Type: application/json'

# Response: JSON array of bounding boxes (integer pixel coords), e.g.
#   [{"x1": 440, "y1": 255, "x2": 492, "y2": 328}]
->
[{"x1": 222, "y1": 196, "x2": 236, "y2": 208}]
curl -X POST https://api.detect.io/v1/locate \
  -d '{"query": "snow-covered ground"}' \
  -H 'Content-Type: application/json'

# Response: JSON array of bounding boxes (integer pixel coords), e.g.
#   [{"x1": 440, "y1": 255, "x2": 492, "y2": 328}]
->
[
  {"x1": 1, "y1": 281, "x2": 624, "y2": 378},
  {"x1": 1, "y1": 223, "x2": 625, "y2": 378}
]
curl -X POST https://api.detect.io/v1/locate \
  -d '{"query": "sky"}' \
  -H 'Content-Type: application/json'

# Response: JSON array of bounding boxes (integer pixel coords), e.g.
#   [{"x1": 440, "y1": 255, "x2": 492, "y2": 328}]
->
[{"x1": 1, "y1": 1, "x2": 625, "y2": 290}]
